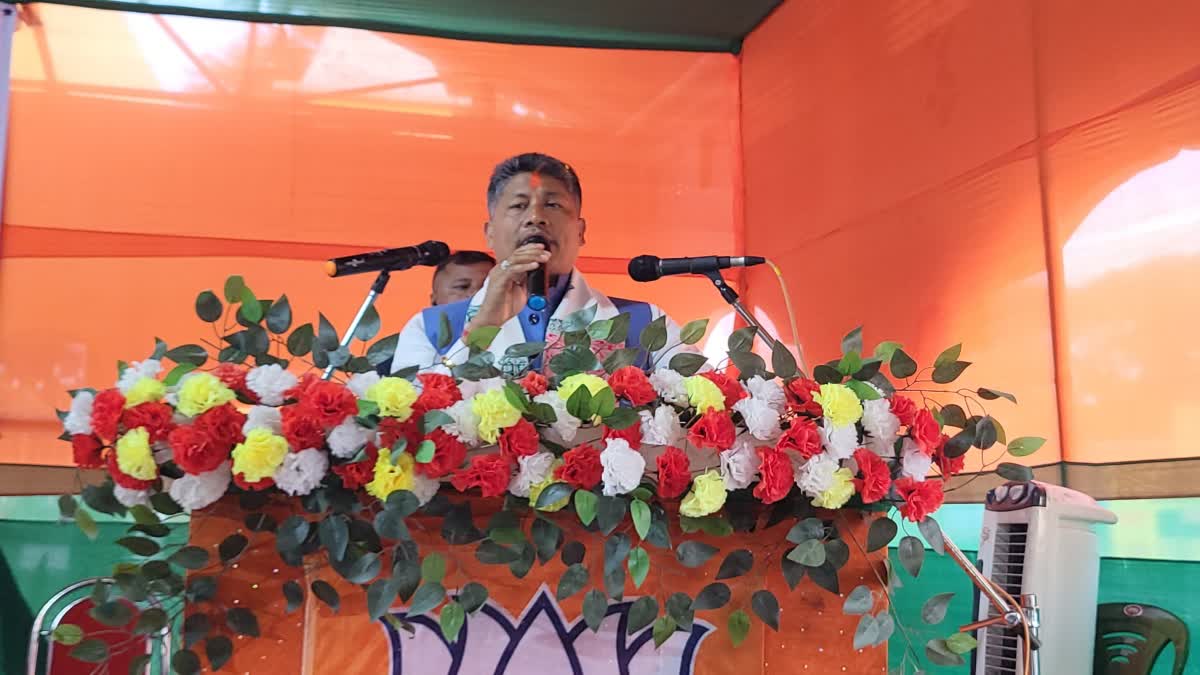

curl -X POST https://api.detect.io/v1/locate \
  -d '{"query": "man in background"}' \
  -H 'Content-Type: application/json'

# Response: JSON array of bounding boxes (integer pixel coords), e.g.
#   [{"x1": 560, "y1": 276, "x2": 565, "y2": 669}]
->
[{"x1": 430, "y1": 250, "x2": 495, "y2": 306}]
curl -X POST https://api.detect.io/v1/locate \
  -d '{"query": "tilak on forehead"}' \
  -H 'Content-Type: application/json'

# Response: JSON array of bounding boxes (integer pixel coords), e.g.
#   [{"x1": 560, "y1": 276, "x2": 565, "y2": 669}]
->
[{"x1": 528, "y1": 171, "x2": 542, "y2": 189}]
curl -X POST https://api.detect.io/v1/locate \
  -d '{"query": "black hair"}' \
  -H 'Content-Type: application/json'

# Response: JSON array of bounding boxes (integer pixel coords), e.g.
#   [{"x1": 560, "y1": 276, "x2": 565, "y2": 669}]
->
[
  {"x1": 486, "y1": 152, "x2": 583, "y2": 213},
  {"x1": 434, "y1": 250, "x2": 496, "y2": 275}
]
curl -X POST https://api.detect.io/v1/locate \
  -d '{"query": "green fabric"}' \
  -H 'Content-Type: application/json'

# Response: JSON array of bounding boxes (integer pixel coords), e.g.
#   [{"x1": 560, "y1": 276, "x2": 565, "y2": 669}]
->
[{"x1": 16, "y1": 0, "x2": 781, "y2": 52}]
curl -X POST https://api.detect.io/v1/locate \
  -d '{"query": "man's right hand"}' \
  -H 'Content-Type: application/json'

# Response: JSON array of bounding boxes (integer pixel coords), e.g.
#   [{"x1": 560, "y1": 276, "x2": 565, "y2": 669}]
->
[{"x1": 464, "y1": 242, "x2": 552, "y2": 332}]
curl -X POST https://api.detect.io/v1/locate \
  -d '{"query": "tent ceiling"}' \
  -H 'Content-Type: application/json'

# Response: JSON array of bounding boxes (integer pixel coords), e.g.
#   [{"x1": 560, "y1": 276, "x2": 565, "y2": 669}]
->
[{"x1": 20, "y1": 0, "x2": 783, "y2": 52}]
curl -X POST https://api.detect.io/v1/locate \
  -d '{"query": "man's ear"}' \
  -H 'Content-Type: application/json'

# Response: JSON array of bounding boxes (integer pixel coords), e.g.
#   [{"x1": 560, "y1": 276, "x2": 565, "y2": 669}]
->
[
  {"x1": 578, "y1": 218, "x2": 587, "y2": 246},
  {"x1": 483, "y1": 219, "x2": 495, "y2": 249}
]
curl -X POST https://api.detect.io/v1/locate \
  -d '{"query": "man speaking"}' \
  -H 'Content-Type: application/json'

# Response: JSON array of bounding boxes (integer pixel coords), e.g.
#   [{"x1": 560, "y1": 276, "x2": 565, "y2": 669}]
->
[{"x1": 389, "y1": 152, "x2": 697, "y2": 376}]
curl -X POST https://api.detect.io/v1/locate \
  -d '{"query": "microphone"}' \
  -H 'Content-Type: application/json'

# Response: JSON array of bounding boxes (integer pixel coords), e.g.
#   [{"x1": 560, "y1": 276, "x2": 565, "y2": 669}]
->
[
  {"x1": 523, "y1": 235, "x2": 550, "y2": 311},
  {"x1": 324, "y1": 240, "x2": 450, "y2": 277},
  {"x1": 627, "y1": 254, "x2": 766, "y2": 282}
]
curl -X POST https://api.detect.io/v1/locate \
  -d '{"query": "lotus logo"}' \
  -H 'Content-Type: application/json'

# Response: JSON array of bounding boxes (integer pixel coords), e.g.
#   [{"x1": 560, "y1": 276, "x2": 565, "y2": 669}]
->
[{"x1": 381, "y1": 585, "x2": 712, "y2": 675}]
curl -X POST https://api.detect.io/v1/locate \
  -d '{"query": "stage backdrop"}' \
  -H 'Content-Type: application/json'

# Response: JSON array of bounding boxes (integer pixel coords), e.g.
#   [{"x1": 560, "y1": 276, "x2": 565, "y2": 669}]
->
[
  {"x1": 0, "y1": 4, "x2": 743, "y2": 478},
  {"x1": 740, "y1": 0, "x2": 1200, "y2": 500}
]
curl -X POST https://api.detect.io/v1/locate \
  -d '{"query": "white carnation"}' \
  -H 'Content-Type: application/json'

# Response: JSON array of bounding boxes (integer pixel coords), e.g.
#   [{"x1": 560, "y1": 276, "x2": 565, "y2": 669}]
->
[
  {"x1": 900, "y1": 439, "x2": 932, "y2": 481},
  {"x1": 327, "y1": 417, "x2": 373, "y2": 459},
  {"x1": 242, "y1": 406, "x2": 283, "y2": 436},
  {"x1": 745, "y1": 375, "x2": 786, "y2": 413},
  {"x1": 862, "y1": 399, "x2": 900, "y2": 457},
  {"x1": 117, "y1": 359, "x2": 163, "y2": 394},
  {"x1": 245, "y1": 364, "x2": 298, "y2": 406},
  {"x1": 63, "y1": 391, "x2": 95, "y2": 436},
  {"x1": 649, "y1": 369, "x2": 689, "y2": 407},
  {"x1": 442, "y1": 399, "x2": 480, "y2": 445},
  {"x1": 347, "y1": 372, "x2": 381, "y2": 398},
  {"x1": 719, "y1": 437, "x2": 761, "y2": 490},
  {"x1": 639, "y1": 406, "x2": 685, "y2": 447},
  {"x1": 169, "y1": 462, "x2": 232, "y2": 511},
  {"x1": 820, "y1": 418, "x2": 859, "y2": 460},
  {"x1": 410, "y1": 474, "x2": 440, "y2": 506},
  {"x1": 533, "y1": 393, "x2": 581, "y2": 444},
  {"x1": 508, "y1": 451, "x2": 557, "y2": 498},
  {"x1": 113, "y1": 485, "x2": 151, "y2": 508},
  {"x1": 273, "y1": 449, "x2": 329, "y2": 496},
  {"x1": 733, "y1": 396, "x2": 781, "y2": 441},
  {"x1": 795, "y1": 453, "x2": 839, "y2": 498},
  {"x1": 600, "y1": 438, "x2": 646, "y2": 496},
  {"x1": 459, "y1": 377, "x2": 505, "y2": 400}
]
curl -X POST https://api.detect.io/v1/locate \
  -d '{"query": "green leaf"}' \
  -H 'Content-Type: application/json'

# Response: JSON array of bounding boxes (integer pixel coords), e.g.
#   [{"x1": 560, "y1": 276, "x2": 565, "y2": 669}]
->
[
  {"x1": 627, "y1": 596, "x2": 657, "y2": 635},
  {"x1": 218, "y1": 533, "x2": 248, "y2": 564},
  {"x1": 592, "y1": 386, "x2": 617, "y2": 417},
  {"x1": 186, "y1": 576, "x2": 217, "y2": 603},
  {"x1": 116, "y1": 536, "x2": 160, "y2": 557},
  {"x1": 318, "y1": 515, "x2": 350, "y2": 561},
  {"x1": 772, "y1": 342, "x2": 798, "y2": 379},
  {"x1": 277, "y1": 516, "x2": 311, "y2": 552},
  {"x1": 239, "y1": 286, "x2": 263, "y2": 322},
  {"x1": 223, "y1": 275, "x2": 246, "y2": 302},
  {"x1": 195, "y1": 291, "x2": 223, "y2": 322},
  {"x1": 1007, "y1": 437, "x2": 1046, "y2": 457},
  {"x1": 135, "y1": 608, "x2": 168, "y2": 635},
  {"x1": 853, "y1": 358, "x2": 883, "y2": 381},
  {"x1": 433, "y1": 311, "x2": 453, "y2": 351},
  {"x1": 75, "y1": 509, "x2": 99, "y2": 540},
  {"x1": 596, "y1": 496, "x2": 628, "y2": 536},
  {"x1": 353, "y1": 305, "x2": 381, "y2": 341},
  {"x1": 668, "y1": 352, "x2": 708, "y2": 377},
  {"x1": 872, "y1": 340, "x2": 903, "y2": 363},
  {"x1": 934, "y1": 344, "x2": 961, "y2": 368},
  {"x1": 853, "y1": 613, "x2": 881, "y2": 650},
  {"x1": 942, "y1": 426, "x2": 976, "y2": 458},
  {"x1": 781, "y1": 557, "x2": 805, "y2": 590},
  {"x1": 266, "y1": 294, "x2": 293, "y2": 334},
  {"x1": 898, "y1": 536, "x2": 924, "y2": 577},
  {"x1": 813, "y1": 364, "x2": 842, "y2": 384},
  {"x1": 630, "y1": 500, "x2": 651, "y2": 540},
  {"x1": 408, "y1": 582, "x2": 446, "y2": 616},
  {"x1": 69, "y1": 637, "x2": 110, "y2": 663},
  {"x1": 385, "y1": 490, "x2": 420, "y2": 517},
  {"x1": 505, "y1": 341, "x2": 547, "y2": 360},
  {"x1": 439, "y1": 601, "x2": 466, "y2": 642},
  {"x1": 925, "y1": 638, "x2": 966, "y2": 666},
  {"x1": 921, "y1": 592, "x2": 954, "y2": 624},
  {"x1": 607, "y1": 312, "x2": 632, "y2": 343},
  {"x1": 639, "y1": 315, "x2": 669, "y2": 353},
  {"x1": 561, "y1": 541, "x2": 586, "y2": 566},
  {"x1": 678, "y1": 515, "x2": 734, "y2": 537},
  {"x1": 171, "y1": 648, "x2": 202, "y2": 675},
  {"x1": 421, "y1": 553, "x2": 446, "y2": 583},
  {"x1": 787, "y1": 539, "x2": 826, "y2": 567},
  {"x1": 551, "y1": 346, "x2": 600, "y2": 378},
  {"x1": 283, "y1": 580, "x2": 304, "y2": 614},
  {"x1": 603, "y1": 347, "x2": 642, "y2": 374},
  {"x1": 978, "y1": 387, "x2": 1017, "y2": 403},
  {"x1": 841, "y1": 326, "x2": 863, "y2": 356},
  {"x1": 412, "y1": 439, "x2": 436, "y2": 464},
  {"x1": 533, "y1": 482, "x2": 571, "y2": 510},
  {"x1": 997, "y1": 462, "x2": 1034, "y2": 482},
  {"x1": 751, "y1": 590, "x2": 780, "y2": 631},
  {"x1": 919, "y1": 517, "x2": 946, "y2": 556},
  {"x1": 205, "y1": 635, "x2": 233, "y2": 671},
  {"x1": 727, "y1": 325, "x2": 757, "y2": 352},
  {"x1": 601, "y1": 407, "x2": 639, "y2": 431},
  {"x1": 975, "y1": 416, "x2": 998, "y2": 450},
  {"x1": 556, "y1": 563, "x2": 589, "y2": 600},
  {"x1": 679, "y1": 318, "x2": 709, "y2": 345},
  {"x1": 183, "y1": 613, "x2": 211, "y2": 648},
  {"x1": 51, "y1": 623, "x2": 84, "y2": 645},
  {"x1": 162, "y1": 363, "x2": 196, "y2": 386},
  {"x1": 693, "y1": 582, "x2": 731, "y2": 610},
  {"x1": 458, "y1": 582, "x2": 489, "y2": 614},
  {"x1": 729, "y1": 350, "x2": 767, "y2": 379},
  {"x1": 716, "y1": 549, "x2": 753, "y2": 580},
  {"x1": 583, "y1": 589, "x2": 607, "y2": 633},
  {"x1": 465, "y1": 325, "x2": 501, "y2": 352},
  {"x1": 939, "y1": 403, "x2": 967, "y2": 428},
  {"x1": 845, "y1": 379, "x2": 882, "y2": 401},
  {"x1": 164, "y1": 344, "x2": 208, "y2": 367},
  {"x1": 587, "y1": 318, "x2": 615, "y2": 341},
  {"x1": 333, "y1": 550, "x2": 382, "y2": 584},
  {"x1": 653, "y1": 616, "x2": 677, "y2": 648},
  {"x1": 316, "y1": 313, "x2": 339, "y2": 351},
  {"x1": 666, "y1": 592, "x2": 694, "y2": 630},
  {"x1": 366, "y1": 577, "x2": 399, "y2": 620},
  {"x1": 286, "y1": 323, "x2": 314, "y2": 356},
  {"x1": 932, "y1": 360, "x2": 971, "y2": 384},
  {"x1": 475, "y1": 541, "x2": 520, "y2": 565},
  {"x1": 367, "y1": 333, "x2": 400, "y2": 367},
  {"x1": 843, "y1": 585, "x2": 874, "y2": 615},
  {"x1": 226, "y1": 607, "x2": 260, "y2": 637},
  {"x1": 890, "y1": 348, "x2": 917, "y2": 379},
  {"x1": 867, "y1": 518, "x2": 898, "y2": 552},
  {"x1": 56, "y1": 494, "x2": 78, "y2": 522},
  {"x1": 627, "y1": 546, "x2": 649, "y2": 588},
  {"x1": 675, "y1": 541, "x2": 719, "y2": 568},
  {"x1": 603, "y1": 533, "x2": 632, "y2": 577},
  {"x1": 532, "y1": 518, "x2": 563, "y2": 564},
  {"x1": 574, "y1": 490, "x2": 598, "y2": 526},
  {"x1": 837, "y1": 350, "x2": 863, "y2": 377},
  {"x1": 89, "y1": 599, "x2": 132, "y2": 627},
  {"x1": 945, "y1": 631, "x2": 978, "y2": 654},
  {"x1": 727, "y1": 610, "x2": 751, "y2": 647}
]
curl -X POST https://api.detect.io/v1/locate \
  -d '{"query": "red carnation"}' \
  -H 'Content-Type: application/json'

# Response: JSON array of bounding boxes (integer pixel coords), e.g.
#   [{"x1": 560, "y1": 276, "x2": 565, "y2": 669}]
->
[
  {"x1": 72, "y1": 435, "x2": 105, "y2": 469},
  {"x1": 193, "y1": 403, "x2": 246, "y2": 452},
  {"x1": 853, "y1": 448, "x2": 892, "y2": 504},
  {"x1": 895, "y1": 476, "x2": 945, "y2": 522},
  {"x1": 378, "y1": 417, "x2": 421, "y2": 452},
  {"x1": 234, "y1": 473, "x2": 275, "y2": 492},
  {"x1": 281, "y1": 404, "x2": 326, "y2": 452},
  {"x1": 107, "y1": 452, "x2": 154, "y2": 491},
  {"x1": 415, "y1": 373, "x2": 462, "y2": 416},
  {"x1": 700, "y1": 371, "x2": 749, "y2": 409},
  {"x1": 556, "y1": 443, "x2": 603, "y2": 490},
  {"x1": 776, "y1": 417, "x2": 823, "y2": 459},
  {"x1": 333, "y1": 445, "x2": 378, "y2": 490},
  {"x1": 499, "y1": 418, "x2": 541, "y2": 461},
  {"x1": 519, "y1": 371, "x2": 549, "y2": 397},
  {"x1": 451, "y1": 454, "x2": 512, "y2": 498},
  {"x1": 656, "y1": 446, "x2": 692, "y2": 499},
  {"x1": 686, "y1": 410, "x2": 736, "y2": 451},
  {"x1": 603, "y1": 422, "x2": 643, "y2": 450},
  {"x1": 121, "y1": 402, "x2": 176, "y2": 444},
  {"x1": 910, "y1": 409, "x2": 941, "y2": 455},
  {"x1": 283, "y1": 373, "x2": 322, "y2": 402},
  {"x1": 168, "y1": 425, "x2": 226, "y2": 475},
  {"x1": 305, "y1": 381, "x2": 359, "y2": 427},
  {"x1": 934, "y1": 435, "x2": 964, "y2": 478},
  {"x1": 417, "y1": 429, "x2": 467, "y2": 479},
  {"x1": 785, "y1": 378, "x2": 823, "y2": 418},
  {"x1": 889, "y1": 396, "x2": 919, "y2": 428},
  {"x1": 609, "y1": 366, "x2": 657, "y2": 406},
  {"x1": 91, "y1": 389, "x2": 126, "y2": 441},
  {"x1": 753, "y1": 446, "x2": 793, "y2": 504},
  {"x1": 212, "y1": 363, "x2": 255, "y2": 401}
]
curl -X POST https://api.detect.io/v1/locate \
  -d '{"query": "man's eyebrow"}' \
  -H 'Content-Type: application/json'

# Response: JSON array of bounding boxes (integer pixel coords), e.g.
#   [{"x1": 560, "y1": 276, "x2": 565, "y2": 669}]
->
[{"x1": 507, "y1": 191, "x2": 530, "y2": 200}]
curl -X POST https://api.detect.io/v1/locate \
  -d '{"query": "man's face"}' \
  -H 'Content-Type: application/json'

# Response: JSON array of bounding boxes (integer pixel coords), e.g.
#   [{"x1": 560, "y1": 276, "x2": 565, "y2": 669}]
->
[
  {"x1": 431, "y1": 262, "x2": 492, "y2": 305},
  {"x1": 485, "y1": 172, "x2": 585, "y2": 277}
]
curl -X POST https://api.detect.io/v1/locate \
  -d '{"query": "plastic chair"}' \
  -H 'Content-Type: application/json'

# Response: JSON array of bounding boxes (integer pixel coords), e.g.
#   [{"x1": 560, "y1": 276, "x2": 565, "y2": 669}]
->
[{"x1": 1094, "y1": 603, "x2": 1189, "y2": 675}]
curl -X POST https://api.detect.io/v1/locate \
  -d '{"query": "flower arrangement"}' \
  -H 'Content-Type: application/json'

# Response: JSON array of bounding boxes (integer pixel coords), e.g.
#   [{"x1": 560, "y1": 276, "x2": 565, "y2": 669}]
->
[{"x1": 52, "y1": 276, "x2": 1044, "y2": 674}]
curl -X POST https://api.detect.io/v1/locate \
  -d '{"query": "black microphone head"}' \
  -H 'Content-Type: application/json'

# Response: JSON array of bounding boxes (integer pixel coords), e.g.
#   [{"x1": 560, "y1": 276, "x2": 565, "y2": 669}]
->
[
  {"x1": 628, "y1": 255, "x2": 661, "y2": 282},
  {"x1": 418, "y1": 240, "x2": 451, "y2": 266},
  {"x1": 520, "y1": 234, "x2": 550, "y2": 247}
]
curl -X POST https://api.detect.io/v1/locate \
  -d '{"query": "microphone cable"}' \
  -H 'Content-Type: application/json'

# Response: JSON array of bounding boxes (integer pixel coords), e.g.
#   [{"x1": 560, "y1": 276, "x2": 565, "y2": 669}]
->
[{"x1": 765, "y1": 258, "x2": 809, "y2": 376}]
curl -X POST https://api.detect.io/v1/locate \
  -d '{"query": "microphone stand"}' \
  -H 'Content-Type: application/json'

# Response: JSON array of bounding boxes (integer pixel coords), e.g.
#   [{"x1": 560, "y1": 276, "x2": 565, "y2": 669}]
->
[
  {"x1": 322, "y1": 270, "x2": 391, "y2": 381},
  {"x1": 701, "y1": 269, "x2": 780, "y2": 352}
]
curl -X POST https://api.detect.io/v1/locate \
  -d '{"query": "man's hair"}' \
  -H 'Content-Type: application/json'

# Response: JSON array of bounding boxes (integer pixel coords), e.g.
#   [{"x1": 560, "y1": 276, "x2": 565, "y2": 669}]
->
[
  {"x1": 434, "y1": 250, "x2": 496, "y2": 276},
  {"x1": 486, "y1": 152, "x2": 583, "y2": 214}
]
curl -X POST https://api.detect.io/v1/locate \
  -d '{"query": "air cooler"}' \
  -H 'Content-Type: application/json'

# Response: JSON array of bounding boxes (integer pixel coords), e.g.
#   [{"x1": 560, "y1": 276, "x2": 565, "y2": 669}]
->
[{"x1": 972, "y1": 481, "x2": 1117, "y2": 675}]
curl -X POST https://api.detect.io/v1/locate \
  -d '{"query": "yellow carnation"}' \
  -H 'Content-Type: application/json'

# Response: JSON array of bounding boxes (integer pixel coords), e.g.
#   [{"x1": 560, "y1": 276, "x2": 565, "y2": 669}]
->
[
  {"x1": 680, "y1": 470, "x2": 727, "y2": 517},
  {"x1": 365, "y1": 450, "x2": 415, "y2": 501},
  {"x1": 471, "y1": 389, "x2": 522, "y2": 444},
  {"x1": 814, "y1": 383, "x2": 863, "y2": 428},
  {"x1": 365, "y1": 377, "x2": 419, "y2": 420},
  {"x1": 230, "y1": 428, "x2": 288, "y2": 483},
  {"x1": 529, "y1": 462, "x2": 568, "y2": 512},
  {"x1": 115, "y1": 427, "x2": 157, "y2": 480},
  {"x1": 812, "y1": 468, "x2": 856, "y2": 509},
  {"x1": 177, "y1": 373, "x2": 236, "y2": 417},
  {"x1": 557, "y1": 373, "x2": 611, "y2": 401},
  {"x1": 124, "y1": 377, "x2": 166, "y2": 408},
  {"x1": 684, "y1": 376, "x2": 725, "y2": 413}
]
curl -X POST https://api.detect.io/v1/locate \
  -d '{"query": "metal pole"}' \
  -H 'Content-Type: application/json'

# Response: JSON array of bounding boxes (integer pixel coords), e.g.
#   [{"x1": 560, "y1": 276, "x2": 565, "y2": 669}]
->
[
  {"x1": 0, "y1": 3, "x2": 17, "y2": 231},
  {"x1": 322, "y1": 270, "x2": 390, "y2": 380}
]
